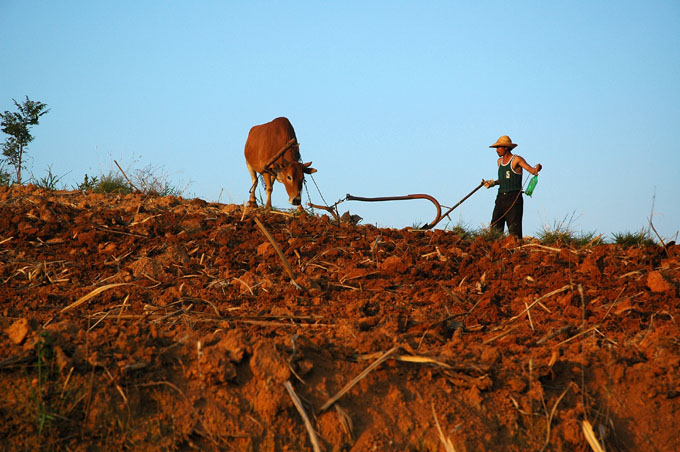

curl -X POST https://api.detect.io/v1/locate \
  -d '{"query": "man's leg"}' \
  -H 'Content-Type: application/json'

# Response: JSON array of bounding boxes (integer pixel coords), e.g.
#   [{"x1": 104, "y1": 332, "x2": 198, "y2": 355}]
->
[
  {"x1": 506, "y1": 194, "x2": 524, "y2": 238},
  {"x1": 490, "y1": 196, "x2": 507, "y2": 234}
]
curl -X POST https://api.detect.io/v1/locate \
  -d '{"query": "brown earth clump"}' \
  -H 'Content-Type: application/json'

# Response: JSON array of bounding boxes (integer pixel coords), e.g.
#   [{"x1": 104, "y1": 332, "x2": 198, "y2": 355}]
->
[{"x1": 1, "y1": 184, "x2": 679, "y2": 451}]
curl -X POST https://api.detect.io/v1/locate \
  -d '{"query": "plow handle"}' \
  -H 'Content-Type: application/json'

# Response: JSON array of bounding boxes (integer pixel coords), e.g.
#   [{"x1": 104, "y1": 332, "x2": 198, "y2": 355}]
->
[{"x1": 430, "y1": 180, "x2": 485, "y2": 229}]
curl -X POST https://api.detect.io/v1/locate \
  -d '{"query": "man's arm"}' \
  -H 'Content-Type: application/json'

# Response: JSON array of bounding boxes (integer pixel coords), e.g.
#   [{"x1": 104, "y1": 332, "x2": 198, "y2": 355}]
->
[{"x1": 514, "y1": 155, "x2": 542, "y2": 175}]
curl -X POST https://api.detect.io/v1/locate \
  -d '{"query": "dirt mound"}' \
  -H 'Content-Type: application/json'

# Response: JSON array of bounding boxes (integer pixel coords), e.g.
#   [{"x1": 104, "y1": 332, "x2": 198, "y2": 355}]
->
[{"x1": 1, "y1": 184, "x2": 679, "y2": 451}]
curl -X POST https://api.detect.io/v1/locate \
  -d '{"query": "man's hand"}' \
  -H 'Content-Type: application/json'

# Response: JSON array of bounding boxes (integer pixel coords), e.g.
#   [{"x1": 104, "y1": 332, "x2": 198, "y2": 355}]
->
[{"x1": 483, "y1": 179, "x2": 496, "y2": 188}]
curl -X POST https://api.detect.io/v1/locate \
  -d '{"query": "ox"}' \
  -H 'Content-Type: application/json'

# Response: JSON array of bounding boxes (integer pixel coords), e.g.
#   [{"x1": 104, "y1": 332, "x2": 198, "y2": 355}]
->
[{"x1": 244, "y1": 117, "x2": 316, "y2": 210}]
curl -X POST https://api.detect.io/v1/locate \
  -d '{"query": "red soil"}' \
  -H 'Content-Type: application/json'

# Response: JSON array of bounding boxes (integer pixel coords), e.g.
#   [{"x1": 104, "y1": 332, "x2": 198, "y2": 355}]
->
[{"x1": 1, "y1": 185, "x2": 679, "y2": 451}]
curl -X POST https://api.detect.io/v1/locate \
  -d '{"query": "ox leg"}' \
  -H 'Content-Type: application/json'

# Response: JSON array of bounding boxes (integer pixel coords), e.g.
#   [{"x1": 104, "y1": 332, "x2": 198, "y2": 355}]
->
[
  {"x1": 247, "y1": 164, "x2": 259, "y2": 207},
  {"x1": 263, "y1": 173, "x2": 274, "y2": 210}
]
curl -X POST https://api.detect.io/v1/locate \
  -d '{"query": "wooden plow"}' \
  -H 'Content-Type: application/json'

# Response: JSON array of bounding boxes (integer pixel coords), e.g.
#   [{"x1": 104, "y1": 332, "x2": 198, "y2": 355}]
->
[{"x1": 310, "y1": 180, "x2": 485, "y2": 230}]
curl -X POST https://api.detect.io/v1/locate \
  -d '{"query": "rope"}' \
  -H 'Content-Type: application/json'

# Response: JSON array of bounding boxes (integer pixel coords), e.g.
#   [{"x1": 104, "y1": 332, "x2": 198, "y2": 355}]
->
[
  {"x1": 308, "y1": 173, "x2": 329, "y2": 207},
  {"x1": 303, "y1": 178, "x2": 313, "y2": 214}
]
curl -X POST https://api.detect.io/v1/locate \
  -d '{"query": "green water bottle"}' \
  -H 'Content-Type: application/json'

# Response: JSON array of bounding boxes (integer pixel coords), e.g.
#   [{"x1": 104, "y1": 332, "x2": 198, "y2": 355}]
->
[{"x1": 525, "y1": 175, "x2": 538, "y2": 197}]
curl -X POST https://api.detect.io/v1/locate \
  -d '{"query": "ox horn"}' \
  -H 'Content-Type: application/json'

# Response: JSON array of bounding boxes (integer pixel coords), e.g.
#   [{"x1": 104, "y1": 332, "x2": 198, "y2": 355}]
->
[{"x1": 303, "y1": 162, "x2": 316, "y2": 174}]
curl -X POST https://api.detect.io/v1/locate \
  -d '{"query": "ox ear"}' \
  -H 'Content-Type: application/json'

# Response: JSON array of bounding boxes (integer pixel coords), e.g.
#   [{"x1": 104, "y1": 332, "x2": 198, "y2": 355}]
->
[{"x1": 302, "y1": 161, "x2": 317, "y2": 174}]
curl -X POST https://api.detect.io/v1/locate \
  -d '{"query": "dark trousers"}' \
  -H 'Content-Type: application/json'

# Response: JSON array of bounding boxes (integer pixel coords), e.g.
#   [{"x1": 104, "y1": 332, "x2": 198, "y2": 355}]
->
[{"x1": 491, "y1": 191, "x2": 523, "y2": 238}]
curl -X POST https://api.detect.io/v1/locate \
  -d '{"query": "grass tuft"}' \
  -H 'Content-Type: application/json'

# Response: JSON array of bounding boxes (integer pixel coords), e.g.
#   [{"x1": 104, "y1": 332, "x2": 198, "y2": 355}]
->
[
  {"x1": 31, "y1": 165, "x2": 68, "y2": 190},
  {"x1": 472, "y1": 227, "x2": 506, "y2": 241},
  {"x1": 33, "y1": 331, "x2": 56, "y2": 437},
  {"x1": 76, "y1": 163, "x2": 188, "y2": 197},
  {"x1": 444, "y1": 221, "x2": 476, "y2": 240},
  {"x1": 536, "y1": 212, "x2": 599, "y2": 247},
  {"x1": 130, "y1": 164, "x2": 186, "y2": 197},
  {"x1": 611, "y1": 229, "x2": 656, "y2": 247},
  {"x1": 90, "y1": 172, "x2": 132, "y2": 194}
]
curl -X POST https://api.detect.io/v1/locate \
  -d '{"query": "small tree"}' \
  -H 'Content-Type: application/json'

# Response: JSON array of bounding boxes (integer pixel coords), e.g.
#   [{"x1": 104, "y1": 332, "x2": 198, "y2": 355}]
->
[{"x1": 1, "y1": 96, "x2": 50, "y2": 184}]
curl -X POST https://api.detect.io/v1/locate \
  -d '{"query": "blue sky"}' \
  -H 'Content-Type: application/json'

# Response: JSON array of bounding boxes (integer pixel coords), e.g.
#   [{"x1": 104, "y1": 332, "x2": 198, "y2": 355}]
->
[{"x1": 2, "y1": 1, "x2": 679, "y2": 240}]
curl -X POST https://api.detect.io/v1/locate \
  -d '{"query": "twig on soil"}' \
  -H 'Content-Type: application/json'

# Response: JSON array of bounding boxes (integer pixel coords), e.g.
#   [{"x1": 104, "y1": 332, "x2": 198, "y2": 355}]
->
[
  {"x1": 240, "y1": 202, "x2": 248, "y2": 222},
  {"x1": 88, "y1": 310, "x2": 112, "y2": 331},
  {"x1": 600, "y1": 286, "x2": 626, "y2": 323},
  {"x1": 556, "y1": 325, "x2": 600, "y2": 347},
  {"x1": 520, "y1": 243, "x2": 577, "y2": 254},
  {"x1": 61, "y1": 283, "x2": 134, "y2": 312},
  {"x1": 618, "y1": 270, "x2": 643, "y2": 279},
  {"x1": 524, "y1": 301, "x2": 535, "y2": 331},
  {"x1": 96, "y1": 225, "x2": 148, "y2": 238},
  {"x1": 88, "y1": 311, "x2": 331, "y2": 328},
  {"x1": 355, "y1": 351, "x2": 483, "y2": 374},
  {"x1": 440, "y1": 284, "x2": 466, "y2": 305},
  {"x1": 536, "y1": 326, "x2": 572, "y2": 345},
  {"x1": 61, "y1": 366, "x2": 74, "y2": 400},
  {"x1": 321, "y1": 346, "x2": 400, "y2": 411},
  {"x1": 540, "y1": 382, "x2": 575, "y2": 452},
  {"x1": 179, "y1": 296, "x2": 221, "y2": 316},
  {"x1": 0, "y1": 236, "x2": 13, "y2": 245},
  {"x1": 233, "y1": 277, "x2": 255, "y2": 295},
  {"x1": 331, "y1": 283, "x2": 360, "y2": 291},
  {"x1": 508, "y1": 285, "x2": 573, "y2": 323},
  {"x1": 117, "y1": 294, "x2": 130, "y2": 324},
  {"x1": 584, "y1": 234, "x2": 604, "y2": 248},
  {"x1": 284, "y1": 381, "x2": 322, "y2": 452},
  {"x1": 253, "y1": 216, "x2": 302, "y2": 290},
  {"x1": 432, "y1": 403, "x2": 457, "y2": 452},
  {"x1": 334, "y1": 404, "x2": 354, "y2": 440},
  {"x1": 483, "y1": 325, "x2": 520, "y2": 345},
  {"x1": 269, "y1": 210, "x2": 295, "y2": 218},
  {"x1": 582, "y1": 420, "x2": 606, "y2": 452},
  {"x1": 578, "y1": 284, "x2": 586, "y2": 328},
  {"x1": 392, "y1": 354, "x2": 454, "y2": 369},
  {"x1": 128, "y1": 213, "x2": 162, "y2": 227},
  {"x1": 305, "y1": 247, "x2": 346, "y2": 269}
]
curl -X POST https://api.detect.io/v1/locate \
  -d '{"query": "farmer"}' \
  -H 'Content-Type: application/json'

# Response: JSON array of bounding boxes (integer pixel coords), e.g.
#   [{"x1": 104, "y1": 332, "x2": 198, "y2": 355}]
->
[{"x1": 483, "y1": 135, "x2": 542, "y2": 238}]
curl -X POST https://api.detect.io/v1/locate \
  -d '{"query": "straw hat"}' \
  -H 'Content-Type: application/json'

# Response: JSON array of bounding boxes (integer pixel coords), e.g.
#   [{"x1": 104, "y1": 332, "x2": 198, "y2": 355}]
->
[{"x1": 489, "y1": 135, "x2": 518, "y2": 149}]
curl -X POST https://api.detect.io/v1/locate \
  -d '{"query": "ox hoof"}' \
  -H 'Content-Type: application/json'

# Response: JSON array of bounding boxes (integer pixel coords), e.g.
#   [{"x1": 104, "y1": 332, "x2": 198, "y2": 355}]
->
[{"x1": 247, "y1": 201, "x2": 258, "y2": 208}]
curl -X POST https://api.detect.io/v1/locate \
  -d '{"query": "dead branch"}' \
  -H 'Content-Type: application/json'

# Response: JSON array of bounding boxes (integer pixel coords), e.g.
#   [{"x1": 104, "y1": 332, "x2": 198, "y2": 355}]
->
[
  {"x1": 113, "y1": 159, "x2": 140, "y2": 192},
  {"x1": 321, "y1": 346, "x2": 400, "y2": 411},
  {"x1": 253, "y1": 216, "x2": 301, "y2": 290}
]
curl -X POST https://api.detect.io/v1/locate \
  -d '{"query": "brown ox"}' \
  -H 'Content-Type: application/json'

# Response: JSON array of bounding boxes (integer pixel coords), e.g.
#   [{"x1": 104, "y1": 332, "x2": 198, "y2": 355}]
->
[{"x1": 244, "y1": 117, "x2": 316, "y2": 209}]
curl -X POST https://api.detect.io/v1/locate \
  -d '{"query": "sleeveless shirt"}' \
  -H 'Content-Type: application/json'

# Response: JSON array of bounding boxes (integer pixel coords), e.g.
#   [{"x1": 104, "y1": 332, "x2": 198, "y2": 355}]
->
[{"x1": 498, "y1": 156, "x2": 523, "y2": 194}]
